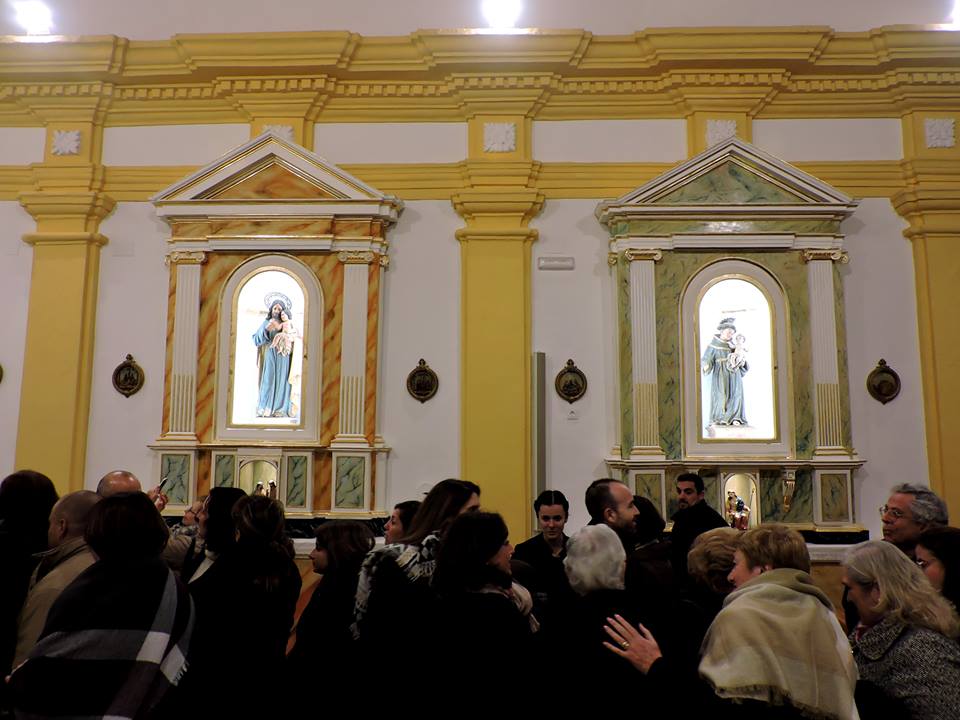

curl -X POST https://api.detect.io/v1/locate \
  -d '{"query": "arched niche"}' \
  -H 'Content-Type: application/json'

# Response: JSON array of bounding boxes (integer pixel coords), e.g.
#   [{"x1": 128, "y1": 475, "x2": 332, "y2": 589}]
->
[
  {"x1": 682, "y1": 259, "x2": 792, "y2": 458},
  {"x1": 215, "y1": 254, "x2": 324, "y2": 444}
]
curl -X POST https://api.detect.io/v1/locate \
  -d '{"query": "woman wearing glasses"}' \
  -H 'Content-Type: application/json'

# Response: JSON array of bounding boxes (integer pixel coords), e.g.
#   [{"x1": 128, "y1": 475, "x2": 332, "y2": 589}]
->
[
  {"x1": 916, "y1": 526, "x2": 960, "y2": 611},
  {"x1": 844, "y1": 539, "x2": 960, "y2": 719}
]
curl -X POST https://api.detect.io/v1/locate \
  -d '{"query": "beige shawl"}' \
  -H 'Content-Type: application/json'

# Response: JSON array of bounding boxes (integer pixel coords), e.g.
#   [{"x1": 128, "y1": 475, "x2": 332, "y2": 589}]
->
[{"x1": 699, "y1": 568, "x2": 859, "y2": 720}]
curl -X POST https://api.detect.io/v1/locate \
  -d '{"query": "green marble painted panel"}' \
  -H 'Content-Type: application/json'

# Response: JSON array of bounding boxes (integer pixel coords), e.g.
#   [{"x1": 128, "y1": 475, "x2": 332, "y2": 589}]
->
[
  {"x1": 214, "y1": 455, "x2": 235, "y2": 488},
  {"x1": 655, "y1": 162, "x2": 805, "y2": 205},
  {"x1": 834, "y1": 263, "x2": 853, "y2": 450},
  {"x1": 335, "y1": 457, "x2": 365, "y2": 509},
  {"x1": 286, "y1": 456, "x2": 307, "y2": 508},
  {"x1": 654, "y1": 256, "x2": 685, "y2": 459},
  {"x1": 617, "y1": 257, "x2": 634, "y2": 458},
  {"x1": 160, "y1": 454, "x2": 190, "y2": 505},
  {"x1": 634, "y1": 473, "x2": 662, "y2": 511},
  {"x1": 654, "y1": 251, "x2": 814, "y2": 458},
  {"x1": 702, "y1": 469, "x2": 721, "y2": 514},
  {"x1": 821, "y1": 473, "x2": 850, "y2": 522},
  {"x1": 759, "y1": 469, "x2": 813, "y2": 523},
  {"x1": 622, "y1": 219, "x2": 840, "y2": 237}
]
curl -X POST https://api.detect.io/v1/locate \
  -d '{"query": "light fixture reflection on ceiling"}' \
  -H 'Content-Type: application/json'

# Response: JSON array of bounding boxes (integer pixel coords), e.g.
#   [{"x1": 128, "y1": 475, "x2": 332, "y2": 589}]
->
[
  {"x1": 481, "y1": 0, "x2": 522, "y2": 30},
  {"x1": 952, "y1": 0, "x2": 960, "y2": 27},
  {"x1": 13, "y1": 1, "x2": 53, "y2": 35}
]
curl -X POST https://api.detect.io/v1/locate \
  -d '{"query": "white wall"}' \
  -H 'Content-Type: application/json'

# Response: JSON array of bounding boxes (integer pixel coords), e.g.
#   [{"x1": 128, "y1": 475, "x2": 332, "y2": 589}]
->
[
  {"x1": 533, "y1": 120, "x2": 687, "y2": 163},
  {"x1": 753, "y1": 119, "x2": 903, "y2": 161},
  {"x1": 314, "y1": 124, "x2": 467, "y2": 164},
  {"x1": 842, "y1": 199, "x2": 928, "y2": 540},
  {"x1": 0, "y1": 127, "x2": 45, "y2": 165},
  {"x1": 531, "y1": 199, "x2": 614, "y2": 533},
  {"x1": 4, "y1": 0, "x2": 953, "y2": 38},
  {"x1": 379, "y1": 201, "x2": 461, "y2": 505},
  {"x1": 0, "y1": 203, "x2": 35, "y2": 477},
  {"x1": 84, "y1": 203, "x2": 170, "y2": 488},
  {"x1": 102, "y1": 125, "x2": 250, "y2": 166}
]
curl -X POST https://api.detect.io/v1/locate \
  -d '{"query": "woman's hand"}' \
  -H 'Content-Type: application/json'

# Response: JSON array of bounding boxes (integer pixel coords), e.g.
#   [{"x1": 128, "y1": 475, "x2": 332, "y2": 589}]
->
[{"x1": 603, "y1": 614, "x2": 663, "y2": 674}]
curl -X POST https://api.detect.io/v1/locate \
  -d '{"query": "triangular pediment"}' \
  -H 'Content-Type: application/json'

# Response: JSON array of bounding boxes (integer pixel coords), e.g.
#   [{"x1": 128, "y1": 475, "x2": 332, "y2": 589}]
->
[
  {"x1": 654, "y1": 160, "x2": 806, "y2": 205},
  {"x1": 152, "y1": 131, "x2": 402, "y2": 223},
  {"x1": 597, "y1": 137, "x2": 857, "y2": 228},
  {"x1": 202, "y1": 158, "x2": 345, "y2": 201}
]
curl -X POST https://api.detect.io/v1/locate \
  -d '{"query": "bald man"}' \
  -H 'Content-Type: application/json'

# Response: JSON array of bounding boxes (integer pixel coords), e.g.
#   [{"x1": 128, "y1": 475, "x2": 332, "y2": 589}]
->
[
  {"x1": 96, "y1": 470, "x2": 167, "y2": 511},
  {"x1": 14, "y1": 491, "x2": 101, "y2": 664}
]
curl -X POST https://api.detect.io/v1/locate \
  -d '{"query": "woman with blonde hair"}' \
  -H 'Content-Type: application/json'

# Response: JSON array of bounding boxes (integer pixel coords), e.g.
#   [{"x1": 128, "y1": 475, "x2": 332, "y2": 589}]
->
[{"x1": 844, "y1": 539, "x2": 960, "y2": 719}]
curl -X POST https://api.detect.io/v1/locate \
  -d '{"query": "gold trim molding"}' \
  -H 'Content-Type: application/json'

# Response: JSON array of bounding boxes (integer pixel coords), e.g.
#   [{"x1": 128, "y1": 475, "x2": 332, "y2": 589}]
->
[
  {"x1": 165, "y1": 250, "x2": 207, "y2": 266},
  {"x1": 801, "y1": 249, "x2": 849, "y2": 264},
  {"x1": 337, "y1": 250, "x2": 375, "y2": 264},
  {"x1": 624, "y1": 249, "x2": 664, "y2": 263}
]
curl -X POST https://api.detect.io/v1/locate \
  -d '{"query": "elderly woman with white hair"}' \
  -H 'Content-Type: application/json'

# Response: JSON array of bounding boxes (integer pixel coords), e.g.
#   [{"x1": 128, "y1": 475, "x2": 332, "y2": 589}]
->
[
  {"x1": 559, "y1": 524, "x2": 661, "y2": 689},
  {"x1": 844, "y1": 539, "x2": 960, "y2": 720}
]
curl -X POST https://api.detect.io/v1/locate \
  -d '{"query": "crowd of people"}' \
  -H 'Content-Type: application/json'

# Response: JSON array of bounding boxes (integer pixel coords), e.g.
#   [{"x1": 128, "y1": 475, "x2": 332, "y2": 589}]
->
[{"x1": 1, "y1": 468, "x2": 959, "y2": 718}]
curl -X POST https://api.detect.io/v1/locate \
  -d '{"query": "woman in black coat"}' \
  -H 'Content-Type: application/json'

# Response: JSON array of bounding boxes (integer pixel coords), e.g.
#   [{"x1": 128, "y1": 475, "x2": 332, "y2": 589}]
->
[
  {"x1": 182, "y1": 493, "x2": 301, "y2": 717},
  {"x1": 431, "y1": 512, "x2": 536, "y2": 691},
  {"x1": 287, "y1": 520, "x2": 373, "y2": 696}
]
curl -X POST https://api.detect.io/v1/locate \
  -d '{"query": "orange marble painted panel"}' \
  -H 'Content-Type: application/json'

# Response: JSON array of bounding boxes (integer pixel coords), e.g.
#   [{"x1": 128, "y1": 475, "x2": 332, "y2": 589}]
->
[
  {"x1": 209, "y1": 163, "x2": 340, "y2": 200},
  {"x1": 161, "y1": 268, "x2": 177, "y2": 436},
  {"x1": 196, "y1": 452, "x2": 211, "y2": 497},
  {"x1": 303, "y1": 255, "x2": 344, "y2": 446},
  {"x1": 364, "y1": 263, "x2": 380, "y2": 443},
  {"x1": 316, "y1": 453, "x2": 332, "y2": 513},
  {"x1": 192, "y1": 252, "x2": 344, "y2": 446},
  {"x1": 195, "y1": 253, "x2": 242, "y2": 443},
  {"x1": 207, "y1": 218, "x2": 334, "y2": 239},
  {"x1": 171, "y1": 222, "x2": 209, "y2": 239}
]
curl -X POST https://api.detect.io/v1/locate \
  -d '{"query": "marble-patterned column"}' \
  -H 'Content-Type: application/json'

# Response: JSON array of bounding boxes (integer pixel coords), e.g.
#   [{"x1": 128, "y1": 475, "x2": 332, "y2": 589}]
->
[
  {"x1": 803, "y1": 249, "x2": 848, "y2": 454},
  {"x1": 334, "y1": 250, "x2": 373, "y2": 443},
  {"x1": 166, "y1": 251, "x2": 206, "y2": 438},
  {"x1": 626, "y1": 249, "x2": 665, "y2": 456}
]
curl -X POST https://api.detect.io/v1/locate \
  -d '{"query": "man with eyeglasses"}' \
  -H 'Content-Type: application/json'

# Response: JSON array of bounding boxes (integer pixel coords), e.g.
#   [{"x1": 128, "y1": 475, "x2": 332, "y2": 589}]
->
[
  {"x1": 844, "y1": 483, "x2": 949, "y2": 630},
  {"x1": 879, "y1": 483, "x2": 949, "y2": 558}
]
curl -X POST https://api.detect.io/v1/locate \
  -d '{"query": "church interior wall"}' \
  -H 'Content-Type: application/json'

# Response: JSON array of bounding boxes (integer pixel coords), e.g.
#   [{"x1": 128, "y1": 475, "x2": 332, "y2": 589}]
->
[
  {"x1": 531, "y1": 120, "x2": 687, "y2": 163},
  {"x1": 531, "y1": 199, "x2": 617, "y2": 532},
  {"x1": 101, "y1": 125, "x2": 251, "y2": 166},
  {"x1": 0, "y1": 203, "x2": 35, "y2": 478},
  {"x1": 313, "y1": 123, "x2": 467, "y2": 164},
  {"x1": 377, "y1": 200, "x2": 462, "y2": 508},
  {"x1": 841, "y1": 199, "x2": 928, "y2": 541},
  {"x1": 752, "y1": 119, "x2": 904, "y2": 162},
  {"x1": 83, "y1": 203, "x2": 170, "y2": 486}
]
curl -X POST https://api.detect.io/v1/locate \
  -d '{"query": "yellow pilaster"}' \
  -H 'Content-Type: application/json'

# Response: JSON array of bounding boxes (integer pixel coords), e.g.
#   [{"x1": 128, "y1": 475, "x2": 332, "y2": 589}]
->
[
  {"x1": 453, "y1": 106, "x2": 544, "y2": 539},
  {"x1": 16, "y1": 192, "x2": 114, "y2": 493},
  {"x1": 892, "y1": 147, "x2": 960, "y2": 516},
  {"x1": 14, "y1": 88, "x2": 113, "y2": 493}
]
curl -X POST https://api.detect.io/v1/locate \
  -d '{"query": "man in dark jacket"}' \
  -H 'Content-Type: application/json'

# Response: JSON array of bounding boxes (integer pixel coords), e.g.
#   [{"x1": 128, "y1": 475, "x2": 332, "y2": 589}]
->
[{"x1": 670, "y1": 473, "x2": 727, "y2": 583}]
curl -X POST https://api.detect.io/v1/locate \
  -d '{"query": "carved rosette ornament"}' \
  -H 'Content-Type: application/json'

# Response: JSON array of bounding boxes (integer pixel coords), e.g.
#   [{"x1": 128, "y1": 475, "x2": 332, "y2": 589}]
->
[
  {"x1": 51, "y1": 129, "x2": 81, "y2": 156},
  {"x1": 801, "y1": 249, "x2": 849, "y2": 264},
  {"x1": 624, "y1": 249, "x2": 663, "y2": 263},
  {"x1": 337, "y1": 251, "x2": 376, "y2": 264},
  {"x1": 607, "y1": 252, "x2": 619, "y2": 266},
  {"x1": 164, "y1": 250, "x2": 207, "y2": 267}
]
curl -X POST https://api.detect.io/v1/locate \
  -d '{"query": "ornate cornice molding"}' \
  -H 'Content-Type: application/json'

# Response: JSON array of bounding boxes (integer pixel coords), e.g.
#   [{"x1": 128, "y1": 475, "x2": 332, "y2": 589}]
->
[{"x1": 2, "y1": 28, "x2": 960, "y2": 124}]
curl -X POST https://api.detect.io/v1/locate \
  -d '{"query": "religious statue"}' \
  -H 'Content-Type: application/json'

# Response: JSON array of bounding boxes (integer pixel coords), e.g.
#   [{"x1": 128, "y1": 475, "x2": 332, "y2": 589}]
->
[
  {"x1": 253, "y1": 292, "x2": 298, "y2": 418},
  {"x1": 725, "y1": 490, "x2": 751, "y2": 530},
  {"x1": 701, "y1": 317, "x2": 748, "y2": 427}
]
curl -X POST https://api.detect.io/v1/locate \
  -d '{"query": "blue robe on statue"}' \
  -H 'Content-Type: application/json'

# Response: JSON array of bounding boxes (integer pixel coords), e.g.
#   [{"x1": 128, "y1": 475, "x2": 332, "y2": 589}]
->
[
  {"x1": 702, "y1": 335, "x2": 747, "y2": 426},
  {"x1": 253, "y1": 320, "x2": 293, "y2": 417}
]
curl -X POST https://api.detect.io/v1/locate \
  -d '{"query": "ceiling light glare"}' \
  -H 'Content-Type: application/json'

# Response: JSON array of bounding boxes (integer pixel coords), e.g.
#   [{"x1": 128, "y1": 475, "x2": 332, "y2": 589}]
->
[
  {"x1": 481, "y1": 0, "x2": 522, "y2": 30},
  {"x1": 952, "y1": 0, "x2": 960, "y2": 27},
  {"x1": 13, "y1": 1, "x2": 53, "y2": 35}
]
